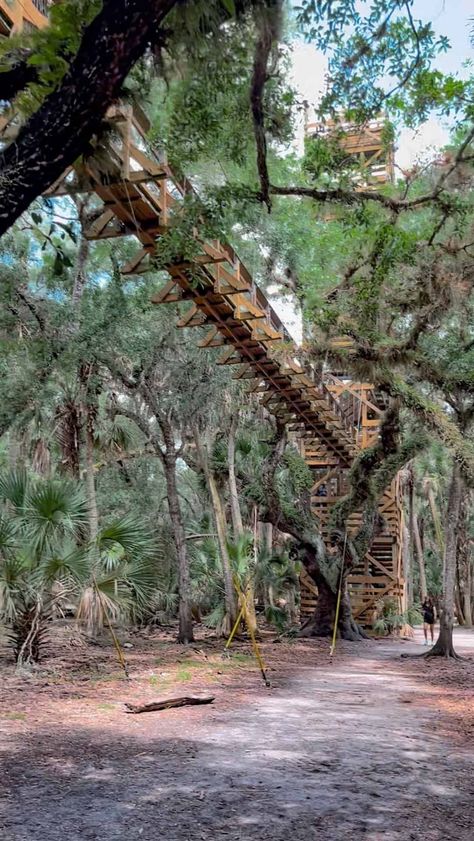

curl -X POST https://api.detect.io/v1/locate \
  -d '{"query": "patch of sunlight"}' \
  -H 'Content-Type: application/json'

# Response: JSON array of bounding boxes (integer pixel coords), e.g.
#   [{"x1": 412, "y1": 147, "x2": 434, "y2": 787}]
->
[{"x1": 1, "y1": 711, "x2": 26, "y2": 720}]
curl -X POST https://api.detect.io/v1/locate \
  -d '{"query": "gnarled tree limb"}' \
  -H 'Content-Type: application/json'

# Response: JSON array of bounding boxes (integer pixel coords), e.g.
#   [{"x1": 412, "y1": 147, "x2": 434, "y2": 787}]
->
[{"x1": 0, "y1": 0, "x2": 178, "y2": 237}]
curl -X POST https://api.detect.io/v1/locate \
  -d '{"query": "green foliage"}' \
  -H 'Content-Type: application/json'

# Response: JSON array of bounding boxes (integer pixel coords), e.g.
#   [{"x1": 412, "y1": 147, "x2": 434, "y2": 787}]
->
[
  {"x1": 373, "y1": 599, "x2": 422, "y2": 636},
  {"x1": 0, "y1": 470, "x2": 159, "y2": 662},
  {"x1": 295, "y1": 1, "x2": 469, "y2": 124},
  {"x1": 2, "y1": 1, "x2": 102, "y2": 115},
  {"x1": 150, "y1": 9, "x2": 295, "y2": 172}
]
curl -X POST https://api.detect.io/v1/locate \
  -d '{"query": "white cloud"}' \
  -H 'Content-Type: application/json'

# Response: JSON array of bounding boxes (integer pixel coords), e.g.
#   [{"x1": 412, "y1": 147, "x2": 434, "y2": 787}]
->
[{"x1": 395, "y1": 119, "x2": 451, "y2": 172}]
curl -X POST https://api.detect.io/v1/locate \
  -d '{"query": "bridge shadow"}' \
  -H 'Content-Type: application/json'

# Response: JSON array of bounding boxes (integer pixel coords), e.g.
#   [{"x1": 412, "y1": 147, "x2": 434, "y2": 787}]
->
[{"x1": 1, "y1": 679, "x2": 473, "y2": 841}]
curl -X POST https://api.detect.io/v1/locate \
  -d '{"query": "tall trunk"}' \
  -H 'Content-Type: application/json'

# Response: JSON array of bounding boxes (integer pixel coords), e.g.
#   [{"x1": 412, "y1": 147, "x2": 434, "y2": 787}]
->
[
  {"x1": 85, "y1": 420, "x2": 99, "y2": 541},
  {"x1": 227, "y1": 413, "x2": 243, "y2": 536},
  {"x1": 193, "y1": 431, "x2": 238, "y2": 632},
  {"x1": 411, "y1": 510, "x2": 428, "y2": 602},
  {"x1": 263, "y1": 521, "x2": 273, "y2": 554},
  {"x1": 243, "y1": 505, "x2": 258, "y2": 636},
  {"x1": 402, "y1": 515, "x2": 412, "y2": 607},
  {"x1": 426, "y1": 483, "x2": 445, "y2": 557},
  {"x1": 286, "y1": 586, "x2": 299, "y2": 626},
  {"x1": 163, "y1": 452, "x2": 194, "y2": 644},
  {"x1": 207, "y1": 469, "x2": 238, "y2": 632},
  {"x1": 428, "y1": 462, "x2": 462, "y2": 658},
  {"x1": 79, "y1": 361, "x2": 100, "y2": 541},
  {"x1": 408, "y1": 470, "x2": 427, "y2": 601},
  {"x1": 71, "y1": 233, "x2": 90, "y2": 316},
  {"x1": 457, "y1": 483, "x2": 473, "y2": 628},
  {"x1": 258, "y1": 521, "x2": 273, "y2": 608},
  {"x1": 227, "y1": 414, "x2": 258, "y2": 632}
]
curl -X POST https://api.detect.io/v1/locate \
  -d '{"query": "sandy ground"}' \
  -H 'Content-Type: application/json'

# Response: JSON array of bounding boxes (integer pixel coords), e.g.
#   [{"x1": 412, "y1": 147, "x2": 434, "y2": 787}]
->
[{"x1": 0, "y1": 626, "x2": 473, "y2": 841}]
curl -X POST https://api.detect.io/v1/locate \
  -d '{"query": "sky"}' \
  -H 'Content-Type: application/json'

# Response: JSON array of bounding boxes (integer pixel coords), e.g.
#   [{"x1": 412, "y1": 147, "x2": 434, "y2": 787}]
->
[
  {"x1": 291, "y1": 0, "x2": 473, "y2": 169},
  {"x1": 269, "y1": 0, "x2": 473, "y2": 341}
]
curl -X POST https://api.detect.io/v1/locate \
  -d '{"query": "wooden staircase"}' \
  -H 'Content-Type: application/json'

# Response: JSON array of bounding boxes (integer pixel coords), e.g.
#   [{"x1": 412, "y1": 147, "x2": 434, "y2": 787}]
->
[
  {"x1": 0, "y1": 102, "x2": 405, "y2": 627},
  {"x1": 300, "y1": 375, "x2": 404, "y2": 623}
]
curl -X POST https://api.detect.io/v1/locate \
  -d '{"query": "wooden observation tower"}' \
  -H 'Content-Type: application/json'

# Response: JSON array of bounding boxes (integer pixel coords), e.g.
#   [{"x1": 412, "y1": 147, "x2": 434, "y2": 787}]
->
[
  {"x1": 0, "y1": 0, "x2": 49, "y2": 36},
  {"x1": 0, "y1": 14, "x2": 405, "y2": 628},
  {"x1": 298, "y1": 115, "x2": 404, "y2": 623},
  {"x1": 306, "y1": 115, "x2": 395, "y2": 186}
]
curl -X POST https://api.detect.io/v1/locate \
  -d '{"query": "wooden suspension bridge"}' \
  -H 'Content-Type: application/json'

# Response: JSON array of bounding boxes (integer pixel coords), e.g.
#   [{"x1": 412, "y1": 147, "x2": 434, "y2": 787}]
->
[{"x1": 0, "y1": 2, "x2": 405, "y2": 626}]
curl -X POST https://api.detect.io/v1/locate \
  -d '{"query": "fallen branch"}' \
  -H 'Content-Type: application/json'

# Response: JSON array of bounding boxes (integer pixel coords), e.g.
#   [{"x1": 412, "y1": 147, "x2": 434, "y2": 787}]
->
[{"x1": 124, "y1": 695, "x2": 215, "y2": 714}]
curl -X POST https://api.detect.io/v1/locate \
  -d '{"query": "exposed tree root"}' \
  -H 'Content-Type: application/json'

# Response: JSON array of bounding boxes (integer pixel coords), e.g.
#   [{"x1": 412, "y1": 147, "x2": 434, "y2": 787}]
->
[{"x1": 401, "y1": 646, "x2": 464, "y2": 661}]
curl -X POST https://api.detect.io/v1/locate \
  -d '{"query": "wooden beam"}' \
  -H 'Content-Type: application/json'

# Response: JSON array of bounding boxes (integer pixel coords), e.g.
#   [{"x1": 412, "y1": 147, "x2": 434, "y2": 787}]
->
[
  {"x1": 151, "y1": 280, "x2": 183, "y2": 305},
  {"x1": 198, "y1": 327, "x2": 226, "y2": 348},
  {"x1": 177, "y1": 304, "x2": 207, "y2": 328}
]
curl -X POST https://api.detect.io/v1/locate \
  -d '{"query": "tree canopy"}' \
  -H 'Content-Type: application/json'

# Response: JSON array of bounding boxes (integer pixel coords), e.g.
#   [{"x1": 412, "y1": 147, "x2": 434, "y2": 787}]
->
[{"x1": 0, "y1": 0, "x2": 473, "y2": 656}]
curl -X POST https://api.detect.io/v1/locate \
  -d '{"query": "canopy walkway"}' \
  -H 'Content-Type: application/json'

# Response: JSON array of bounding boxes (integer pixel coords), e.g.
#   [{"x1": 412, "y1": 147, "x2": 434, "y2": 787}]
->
[{"x1": 0, "y1": 101, "x2": 405, "y2": 626}]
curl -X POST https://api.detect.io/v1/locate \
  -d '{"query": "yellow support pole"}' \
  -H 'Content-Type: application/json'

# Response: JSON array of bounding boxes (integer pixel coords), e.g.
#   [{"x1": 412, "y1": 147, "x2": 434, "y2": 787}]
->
[
  {"x1": 228, "y1": 575, "x2": 270, "y2": 687},
  {"x1": 224, "y1": 604, "x2": 245, "y2": 650}
]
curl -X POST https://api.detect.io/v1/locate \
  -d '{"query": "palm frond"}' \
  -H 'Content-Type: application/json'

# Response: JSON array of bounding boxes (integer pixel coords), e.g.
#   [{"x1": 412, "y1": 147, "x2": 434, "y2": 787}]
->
[
  {"x1": 23, "y1": 478, "x2": 87, "y2": 554},
  {"x1": 203, "y1": 602, "x2": 226, "y2": 629},
  {"x1": 0, "y1": 513, "x2": 19, "y2": 556},
  {"x1": 36, "y1": 543, "x2": 90, "y2": 586},
  {"x1": 124, "y1": 557, "x2": 158, "y2": 609},
  {"x1": 0, "y1": 469, "x2": 29, "y2": 511},
  {"x1": 0, "y1": 558, "x2": 25, "y2": 621},
  {"x1": 95, "y1": 414, "x2": 144, "y2": 454},
  {"x1": 97, "y1": 515, "x2": 156, "y2": 560},
  {"x1": 76, "y1": 574, "x2": 129, "y2": 635}
]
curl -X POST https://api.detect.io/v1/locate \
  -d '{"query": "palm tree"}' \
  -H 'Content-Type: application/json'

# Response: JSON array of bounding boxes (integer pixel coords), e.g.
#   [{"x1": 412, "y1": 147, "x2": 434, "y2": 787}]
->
[{"x1": 0, "y1": 470, "x2": 157, "y2": 665}]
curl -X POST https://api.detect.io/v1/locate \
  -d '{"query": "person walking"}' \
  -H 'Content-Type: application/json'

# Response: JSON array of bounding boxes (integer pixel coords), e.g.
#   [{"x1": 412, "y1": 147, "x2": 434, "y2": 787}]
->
[{"x1": 422, "y1": 597, "x2": 435, "y2": 645}]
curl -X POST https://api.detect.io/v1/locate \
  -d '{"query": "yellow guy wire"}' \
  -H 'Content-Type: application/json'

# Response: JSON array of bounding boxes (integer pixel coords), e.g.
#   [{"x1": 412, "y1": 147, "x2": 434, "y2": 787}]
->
[
  {"x1": 93, "y1": 577, "x2": 130, "y2": 679},
  {"x1": 329, "y1": 530, "x2": 348, "y2": 659},
  {"x1": 225, "y1": 575, "x2": 271, "y2": 687}
]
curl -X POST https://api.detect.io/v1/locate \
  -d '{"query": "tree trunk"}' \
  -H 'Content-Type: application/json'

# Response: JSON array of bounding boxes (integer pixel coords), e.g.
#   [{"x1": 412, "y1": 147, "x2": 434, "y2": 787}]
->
[
  {"x1": 192, "y1": 431, "x2": 238, "y2": 633},
  {"x1": 407, "y1": 467, "x2": 427, "y2": 602},
  {"x1": 411, "y1": 510, "x2": 428, "y2": 602},
  {"x1": 426, "y1": 483, "x2": 445, "y2": 557},
  {"x1": 339, "y1": 581, "x2": 368, "y2": 640},
  {"x1": 262, "y1": 521, "x2": 273, "y2": 554},
  {"x1": 163, "y1": 452, "x2": 194, "y2": 644},
  {"x1": 427, "y1": 462, "x2": 462, "y2": 658},
  {"x1": 300, "y1": 574, "x2": 367, "y2": 641},
  {"x1": 286, "y1": 586, "x2": 299, "y2": 625},
  {"x1": 242, "y1": 505, "x2": 259, "y2": 636},
  {"x1": 0, "y1": 0, "x2": 178, "y2": 236},
  {"x1": 72, "y1": 232, "x2": 90, "y2": 314},
  {"x1": 402, "y1": 515, "x2": 412, "y2": 607},
  {"x1": 299, "y1": 577, "x2": 335, "y2": 637},
  {"x1": 457, "y1": 483, "x2": 473, "y2": 627},
  {"x1": 207, "y1": 469, "x2": 239, "y2": 632},
  {"x1": 85, "y1": 421, "x2": 99, "y2": 541},
  {"x1": 227, "y1": 413, "x2": 243, "y2": 536}
]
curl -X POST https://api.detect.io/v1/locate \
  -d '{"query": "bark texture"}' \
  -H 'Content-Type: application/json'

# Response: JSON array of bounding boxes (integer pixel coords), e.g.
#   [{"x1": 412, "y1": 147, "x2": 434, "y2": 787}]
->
[
  {"x1": 227, "y1": 414, "x2": 243, "y2": 536},
  {"x1": 194, "y1": 434, "x2": 238, "y2": 633},
  {"x1": 163, "y1": 453, "x2": 194, "y2": 644},
  {"x1": 412, "y1": 510, "x2": 427, "y2": 601},
  {"x1": 427, "y1": 463, "x2": 462, "y2": 658},
  {"x1": 84, "y1": 421, "x2": 99, "y2": 541},
  {"x1": 111, "y1": 389, "x2": 194, "y2": 644},
  {"x1": 457, "y1": 484, "x2": 473, "y2": 627}
]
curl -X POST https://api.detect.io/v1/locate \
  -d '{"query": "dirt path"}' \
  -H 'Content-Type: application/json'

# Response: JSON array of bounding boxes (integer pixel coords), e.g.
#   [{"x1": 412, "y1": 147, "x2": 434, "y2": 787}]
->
[{"x1": 1, "y1": 632, "x2": 473, "y2": 841}]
